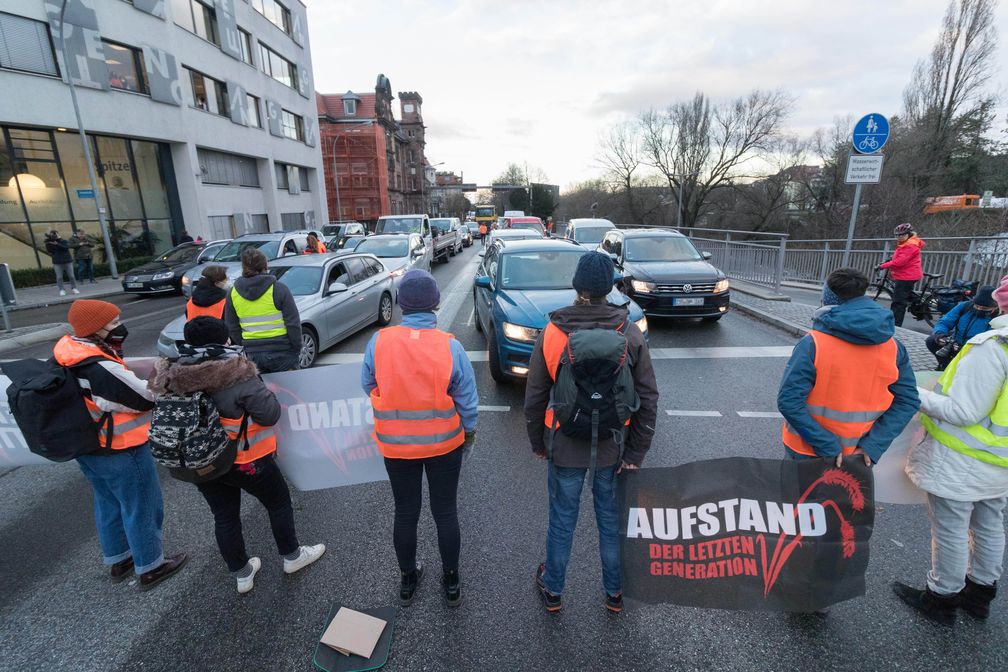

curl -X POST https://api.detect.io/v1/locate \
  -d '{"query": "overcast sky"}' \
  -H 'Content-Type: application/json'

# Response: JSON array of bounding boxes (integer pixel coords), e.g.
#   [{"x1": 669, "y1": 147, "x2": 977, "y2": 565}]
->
[{"x1": 307, "y1": 0, "x2": 1008, "y2": 190}]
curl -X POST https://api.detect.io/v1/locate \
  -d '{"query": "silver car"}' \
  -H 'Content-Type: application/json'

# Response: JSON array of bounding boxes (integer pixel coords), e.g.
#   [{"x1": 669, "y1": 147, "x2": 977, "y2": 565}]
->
[
  {"x1": 158, "y1": 251, "x2": 395, "y2": 368},
  {"x1": 354, "y1": 233, "x2": 431, "y2": 291},
  {"x1": 180, "y1": 231, "x2": 315, "y2": 297}
]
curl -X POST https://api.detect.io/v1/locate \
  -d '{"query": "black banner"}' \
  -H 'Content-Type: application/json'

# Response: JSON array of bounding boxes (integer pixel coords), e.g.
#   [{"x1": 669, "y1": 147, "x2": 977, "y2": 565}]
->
[{"x1": 619, "y1": 457, "x2": 874, "y2": 612}]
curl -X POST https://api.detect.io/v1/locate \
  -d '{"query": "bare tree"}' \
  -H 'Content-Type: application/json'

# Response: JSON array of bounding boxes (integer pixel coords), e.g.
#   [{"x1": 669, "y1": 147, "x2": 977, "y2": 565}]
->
[{"x1": 597, "y1": 121, "x2": 643, "y2": 221}]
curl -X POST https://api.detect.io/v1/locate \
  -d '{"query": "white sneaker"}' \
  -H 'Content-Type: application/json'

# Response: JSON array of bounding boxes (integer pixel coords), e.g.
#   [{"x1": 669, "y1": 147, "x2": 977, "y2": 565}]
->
[
  {"x1": 236, "y1": 557, "x2": 261, "y2": 594},
  {"x1": 71, "y1": 288, "x2": 80, "y2": 294},
  {"x1": 283, "y1": 544, "x2": 326, "y2": 574},
  {"x1": 59, "y1": 290, "x2": 66, "y2": 296}
]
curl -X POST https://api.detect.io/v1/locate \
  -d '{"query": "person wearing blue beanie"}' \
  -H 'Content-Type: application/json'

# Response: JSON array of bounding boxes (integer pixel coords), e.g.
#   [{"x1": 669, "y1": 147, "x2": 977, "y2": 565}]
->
[{"x1": 396, "y1": 270, "x2": 441, "y2": 313}]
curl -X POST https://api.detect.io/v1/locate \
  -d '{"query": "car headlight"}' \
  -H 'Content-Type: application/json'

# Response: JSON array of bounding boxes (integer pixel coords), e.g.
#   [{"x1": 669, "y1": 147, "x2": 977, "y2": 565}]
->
[
  {"x1": 714, "y1": 279, "x2": 730, "y2": 293},
  {"x1": 635, "y1": 316, "x2": 648, "y2": 333},
  {"x1": 631, "y1": 280, "x2": 656, "y2": 294},
  {"x1": 181, "y1": 275, "x2": 192, "y2": 285},
  {"x1": 158, "y1": 332, "x2": 175, "y2": 347},
  {"x1": 503, "y1": 321, "x2": 541, "y2": 343},
  {"x1": 390, "y1": 267, "x2": 406, "y2": 278},
  {"x1": 152, "y1": 271, "x2": 174, "y2": 281}
]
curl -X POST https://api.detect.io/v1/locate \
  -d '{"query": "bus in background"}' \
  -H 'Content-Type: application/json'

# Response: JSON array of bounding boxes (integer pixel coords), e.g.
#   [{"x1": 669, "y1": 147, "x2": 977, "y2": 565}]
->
[{"x1": 475, "y1": 204, "x2": 496, "y2": 231}]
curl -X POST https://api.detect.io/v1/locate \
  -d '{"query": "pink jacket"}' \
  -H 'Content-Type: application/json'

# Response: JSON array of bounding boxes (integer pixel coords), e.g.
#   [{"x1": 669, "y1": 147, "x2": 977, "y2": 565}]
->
[{"x1": 880, "y1": 236, "x2": 924, "y2": 281}]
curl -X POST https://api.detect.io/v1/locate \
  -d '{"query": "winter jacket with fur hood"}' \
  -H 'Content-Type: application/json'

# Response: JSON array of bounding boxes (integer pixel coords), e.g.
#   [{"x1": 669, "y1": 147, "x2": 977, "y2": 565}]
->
[
  {"x1": 148, "y1": 347, "x2": 281, "y2": 442},
  {"x1": 908, "y1": 314, "x2": 1008, "y2": 501},
  {"x1": 524, "y1": 302, "x2": 659, "y2": 468}
]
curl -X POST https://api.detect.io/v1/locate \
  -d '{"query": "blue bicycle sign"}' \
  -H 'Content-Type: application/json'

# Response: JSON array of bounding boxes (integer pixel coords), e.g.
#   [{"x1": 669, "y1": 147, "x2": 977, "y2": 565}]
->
[{"x1": 852, "y1": 113, "x2": 889, "y2": 154}]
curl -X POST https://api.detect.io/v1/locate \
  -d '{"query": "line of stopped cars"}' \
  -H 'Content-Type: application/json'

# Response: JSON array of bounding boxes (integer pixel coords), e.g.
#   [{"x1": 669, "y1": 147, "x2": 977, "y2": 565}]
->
[{"x1": 474, "y1": 218, "x2": 731, "y2": 383}]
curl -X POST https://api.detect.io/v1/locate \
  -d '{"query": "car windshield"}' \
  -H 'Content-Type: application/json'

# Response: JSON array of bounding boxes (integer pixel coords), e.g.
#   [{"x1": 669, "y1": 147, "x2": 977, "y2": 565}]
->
[
  {"x1": 156, "y1": 245, "x2": 200, "y2": 262},
  {"x1": 214, "y1": 240, "x2": 281, "y2": 262},
  {"x1": 500, "y1": 251, "x2": 585, "y2": 290},
  {"x1": 476, "y1": 207, "x2": 494, "y2": 217},
  {"x1": 493, "y1": 230, "x2": 539, "y2": 240},
  {"x1": 511, "y1": 221, "x2": 542, "y2": 231},
  {"x1": 625, "y1": 237, "x2": 702, "y2": 262},
  {"x1": 322, "y1": 224, "x2": 349, "y2": 236},
  {"x1": 378, "y1": 217, "x2": 423, "y2": 234},
  {"x1": 271, "y1": 266, "x2": 322, "y2": 296},
  {"x1": 198, "y1": 243, "x2": 226, "y2": 261},
  {"x1": 573, "y1": 227, "x2": 612, "y2": 244},
  {"x1": 430, "y1": 219, "x2": 451, "y2": 228},
  {"x1": 356, "y1": 238, "x2": 408, "y2": 258}
]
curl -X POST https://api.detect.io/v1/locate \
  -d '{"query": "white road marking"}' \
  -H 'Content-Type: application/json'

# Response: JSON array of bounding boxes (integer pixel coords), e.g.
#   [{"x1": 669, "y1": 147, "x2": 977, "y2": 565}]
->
[
  {"x1": 125, "y1": 304, "x2": 186, "y2": 323},
  {"x1": 890, "y1": 539, "x2": 905, "y2": 548},
  {"x1": 736, "y1": 411, "x2": 784, "y2": 418},
  {"x1": 649, "y1": 346, "x2": 794, "y2": 359},
  {"x1": 315, "y1": 353, "x2": 365, "y2": 364},
  {"x1": 478, "y1": 405, "x2": 510, "y2": 412},
  {"x1": 666, "y1": 410, "x2": 722, "y2": 417},
  {"x1": 466, "y1": 308, "x2": 475, "y2": 326}
]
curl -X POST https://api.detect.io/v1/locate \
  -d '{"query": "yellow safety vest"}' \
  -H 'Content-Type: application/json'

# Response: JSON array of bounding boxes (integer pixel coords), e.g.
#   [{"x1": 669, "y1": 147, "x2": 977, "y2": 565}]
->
[
  {"x1": 921, "y1": 339, "x2": 1008, "y2": 468},
  {"x1": 230, "y1": 285, "x2": 287, "y2": 341}
]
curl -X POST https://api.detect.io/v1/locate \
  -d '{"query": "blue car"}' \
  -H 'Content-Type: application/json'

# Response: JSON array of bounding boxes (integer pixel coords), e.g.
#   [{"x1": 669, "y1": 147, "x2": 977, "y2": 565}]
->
[{"x1": 474, "y1": 238, "x2": 648, "y2": 382}]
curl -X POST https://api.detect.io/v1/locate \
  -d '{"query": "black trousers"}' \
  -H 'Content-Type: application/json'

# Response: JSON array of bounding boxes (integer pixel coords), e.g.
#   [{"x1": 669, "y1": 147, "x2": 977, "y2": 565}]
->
[
  {"x1": 383, "y1": 447, "x2": 463, "y2": 573},
  {"x1": 890, "y1": 280, "x2": 916, "y2": 327},
  {"x1": 196, "y1": 454, "x2": 300, "y2": 572}
]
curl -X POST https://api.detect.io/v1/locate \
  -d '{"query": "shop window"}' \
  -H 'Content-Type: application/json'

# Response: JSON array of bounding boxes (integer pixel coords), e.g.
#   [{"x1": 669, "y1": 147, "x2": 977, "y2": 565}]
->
[
  {"x1": 96, "y1": 136, "x2": 143, "y2": 220},
  {"x1": 131, "y1": 140, "x2": 170, "y2": 219},
  {"x1": 0, "y1": 12, "x2": 58, "y2": 77},
  {"x1": 102, "y1": 40, "x2": 148, "y2": 94}
]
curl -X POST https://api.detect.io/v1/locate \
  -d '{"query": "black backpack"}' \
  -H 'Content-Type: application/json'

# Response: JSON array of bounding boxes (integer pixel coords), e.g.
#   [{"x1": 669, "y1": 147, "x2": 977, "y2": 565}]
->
[
  {"x1": 548, "y1": 325, "x2": 640, "y2": 476},
  {"x1": 2, "y1": 358, "x2": 112, "y2": 462},
  {"x1": 148, "y1": 391, "x2": 247, "y2": 483}
]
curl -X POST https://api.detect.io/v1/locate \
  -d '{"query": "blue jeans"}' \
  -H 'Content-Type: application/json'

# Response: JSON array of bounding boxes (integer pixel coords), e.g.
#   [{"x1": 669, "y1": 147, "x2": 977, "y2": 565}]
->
[
  {"x1": 76, "y1": 258, "x2": 95, "y2": 283},
  {"x1": 76, "y1": 444, "x2": 165, "y2": 574},
  {"x1": 248, "y1": 350, "x2": 300, "y2": 373},
  {"x1": 543, "y1": 463, "x2": 621, "y2": 596}
]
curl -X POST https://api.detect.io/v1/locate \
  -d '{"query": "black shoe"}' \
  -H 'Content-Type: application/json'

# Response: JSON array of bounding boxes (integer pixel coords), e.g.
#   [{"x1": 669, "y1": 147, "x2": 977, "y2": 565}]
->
[
  {"x1": 399, "y1": 562, "x2": 424, "y2": 607},
  {"x1": 110, "y1": 557, "x2": 135, "y2": 583},
  {"x1": 139, "y1": 553, "x2": 188, "y2": 591},
  {"x1": 605, "y1": 592, "x2": 623, "y2": 613},
  {"x1": 959, "y1": 577, "x2": 997, "y2": 619},
  {"x1": 892, "y1": 581, "x2": 957, "y2": 626},
  {"x1": 442, "y1": 569, "x2": 462, "y2": 608},
  {"x1": 535, "y1": 563, "x2": 562, "y2": 613}
]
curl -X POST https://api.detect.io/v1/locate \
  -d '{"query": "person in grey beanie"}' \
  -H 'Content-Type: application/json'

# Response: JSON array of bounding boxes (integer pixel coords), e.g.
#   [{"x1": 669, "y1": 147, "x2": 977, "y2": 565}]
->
[{"x1": 524, "y1": 251, "x2": 659, "y2": 614}]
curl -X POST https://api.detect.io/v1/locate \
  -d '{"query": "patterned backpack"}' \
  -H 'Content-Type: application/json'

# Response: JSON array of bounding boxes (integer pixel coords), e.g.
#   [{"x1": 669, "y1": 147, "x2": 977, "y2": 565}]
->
[{"x1": 149, "y1": 391, "x2": 246, "y2": 483}]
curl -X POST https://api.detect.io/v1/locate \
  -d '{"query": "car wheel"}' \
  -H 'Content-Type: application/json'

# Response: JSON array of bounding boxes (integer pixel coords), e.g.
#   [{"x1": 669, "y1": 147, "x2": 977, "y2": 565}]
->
[
  {"x1": 474, "y1": 292, "x2": 483, "y2": 333},
  {"x1": 299, "y1": 327, "x2": 319, "y2": 369},
  {"x1": 702, "y1": 315, "x2": 723, "y2": 322},
  {"x1": 487, "y1": 329, "x2": 508, "y2": 383},
  {"x1": 376, "y1": 292, "x2": 394, "y2": 326}
]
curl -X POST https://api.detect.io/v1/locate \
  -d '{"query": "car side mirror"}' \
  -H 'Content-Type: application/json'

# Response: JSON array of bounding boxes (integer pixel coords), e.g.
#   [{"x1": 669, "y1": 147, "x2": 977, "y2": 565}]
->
[
  {"x1": 609, "y1": 252, "x2": 621, "y2": 266},
  {"x1": 474, "y1": 275, "x2": 492, "y2": 288},
  {"x1": 326, "y1": 281, "x2": 348, "y2": 295},
  {"x1": 701, "y1": 251, "x2": 712, "y2": 260},
  {"x1": 413, "y1": 247, "x2": 426, "y2": 257}
]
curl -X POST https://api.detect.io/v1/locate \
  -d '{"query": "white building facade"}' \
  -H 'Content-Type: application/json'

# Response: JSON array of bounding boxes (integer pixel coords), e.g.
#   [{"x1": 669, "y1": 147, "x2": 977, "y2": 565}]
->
[{"x1": 0, "y1": 0, "x2": 325, "y2": 270}]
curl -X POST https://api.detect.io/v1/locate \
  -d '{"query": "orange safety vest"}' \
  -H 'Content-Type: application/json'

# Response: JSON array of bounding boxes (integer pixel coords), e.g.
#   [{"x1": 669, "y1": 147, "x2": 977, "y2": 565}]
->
[
  {"x1": 52, "y1": 336, "x2": 151, "y2": 451},
  {"x1": 186, "y1": 298, "x2": 225, "y2": 320},
  {"x1": 540, "y1": 321, "x2": 632, "y2": 430},
  {"x1": 304, "y1": 241, "x2": 327, "y2": 254},
  {"x1": 479, "y1": 224, "x2": 487, "y2": 235},
  {"x1": 219, "y1": 415, "x2": 277, "y2": 464},
  {"x1": 369, "y1": 326, "x2": 464, "y2": 459},
  {"x1": 781, "y1": 330, "x2": 898, "y2": 456}
]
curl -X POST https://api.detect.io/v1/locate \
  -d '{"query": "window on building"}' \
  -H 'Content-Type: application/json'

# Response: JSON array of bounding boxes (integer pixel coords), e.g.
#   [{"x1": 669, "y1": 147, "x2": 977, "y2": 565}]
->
[
  {"x1": 245, "y1": 94, "x2": 261, "y2": 128},
  {"x1": 186, "y1": 68, "x2": 228, "y2": 116},
  {"x1": 258, "y1": 41, "x2": 295, "y2": 89},
  {"x1": 197, "y1": 148, "x2": 260, "y2": 187},
  {"x1": 238, "y1": 28, "x2": 254, "y2": 65},
  {"x1": 249, "y1": 213, "x2": 269, "y2": 233},
  {"x1": 408, "y1": 150, "x2": 415, "y2": 164},
  {"x1": 102, "y1": 40, "x2": 148, "y2": 93},
  {"x1": 274, "y1": 163, "x2": 309, "y2": 191},
  {"x1": 280, "y1": 109, "x2": 304, "y2": 142},
  {"x1": 343, "y1": 99, "x2": 356, "y2": 116},
  {"x1": 172, "y1": 0, "x2": 219, "y2": 45},
  {"x1": 0, "y1": 12, "x2": 59, "y2": 77},
  {"x1": 251, "y1": 0, "x2": 292, "y2": 35},
  {"x1": 281, "y1": 212, "x2": 305, "y2": 231},
  {"x1": 275, "y1": 162, "x2": 289, "y2": 189},
  {"x1": 207, "y1": 214, "x2": 235, "y2": 239},
  {"x1": 407, "y1": 130, "x2": 415, "y2": 137}
]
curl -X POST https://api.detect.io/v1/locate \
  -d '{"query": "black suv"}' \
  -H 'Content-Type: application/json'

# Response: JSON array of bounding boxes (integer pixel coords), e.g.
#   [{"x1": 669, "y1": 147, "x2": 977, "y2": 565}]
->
[{"x1": 601, "y1": 228, "x2": 730, "y2": 321}]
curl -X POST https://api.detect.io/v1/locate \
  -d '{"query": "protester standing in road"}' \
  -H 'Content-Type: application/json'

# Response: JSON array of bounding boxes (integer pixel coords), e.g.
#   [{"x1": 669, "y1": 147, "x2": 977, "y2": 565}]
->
[
  {"x1": 893, "y1": 275, "x2": 1008, "y2": 625},
  {"x1": 149, "y1": 317, "x2": 325, "y2": 593},
  {"x1": 362, "y1": 270, "x2": 478, "y2": 608},
  {"x1": 71, "y1": 230, "x2": 96, "y2": 284},
  {"x1": 55, "y1": 299, "x2": 188, "y2": 589},
  {"x1": 778, "y1": 268, "x2": 919, "y2": 467},
  {"x1": 186, "y1": 265, "x2": 228, "y2": 320},
  {"x1": 478, "y1": 222, "x2": 487, "y2": 246},
  {"x1": 525, "y1": 251, "x2": 659, "y2": 614},
  {"x1": 304, "y1": 232, "x2": 327, "y2": 254},
  {"x1": 45, "y1": 230, "x2": 79, "y2": 297},
  {"x1": 926, "y1": 285, "x2": 997, "y2": 371},
  {"x1": 224, "y1": 248, "x2": 302, "y2": 373},
  {"x1": 878, "y1": 223, "x2": 925, "y2": 327}
]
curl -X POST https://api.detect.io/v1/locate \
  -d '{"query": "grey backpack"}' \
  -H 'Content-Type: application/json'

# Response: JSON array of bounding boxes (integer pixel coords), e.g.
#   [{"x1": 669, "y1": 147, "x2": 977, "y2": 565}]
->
[{"x1": 149, "y1": 391, "x2": 247, "y2": 483}]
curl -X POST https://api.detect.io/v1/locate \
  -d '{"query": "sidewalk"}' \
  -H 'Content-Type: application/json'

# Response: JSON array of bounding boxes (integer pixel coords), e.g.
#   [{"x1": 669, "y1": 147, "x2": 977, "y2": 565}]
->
[
  {"x1": 732, "y1": 291, "x2": 935, "y2": 372},
  {"x1": 6, "y1": 276, "x2": 124, "y2": 312}
]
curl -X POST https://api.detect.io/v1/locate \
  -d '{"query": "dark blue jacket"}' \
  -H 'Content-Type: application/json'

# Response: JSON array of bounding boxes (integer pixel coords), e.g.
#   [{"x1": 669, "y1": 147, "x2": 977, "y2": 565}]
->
[
  {"x1": 933, "y1": 300, "x2": 995, "y2": 344},
  {"x1": 777, "y1": 297, "x2": 920, "y2": 462}
]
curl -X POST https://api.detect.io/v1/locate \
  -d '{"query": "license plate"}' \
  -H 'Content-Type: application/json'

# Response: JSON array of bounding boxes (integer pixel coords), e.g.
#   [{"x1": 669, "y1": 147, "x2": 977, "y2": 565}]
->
[
  {"x1": 674, "y1": 298, "x2": 705, "y2": 306},
  {"x1": 126, "y1": 282, "x2": 142, "y2": 288}
]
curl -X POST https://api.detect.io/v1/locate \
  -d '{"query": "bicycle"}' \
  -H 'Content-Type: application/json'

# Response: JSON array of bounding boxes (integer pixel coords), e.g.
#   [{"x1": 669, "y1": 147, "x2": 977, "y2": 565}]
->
[
  {"x1": 869, "y1": 270, "x2": 944, "y2": 326},
  {"x1": 858, "y1": 136, "x2": 879, "y2": 152}
]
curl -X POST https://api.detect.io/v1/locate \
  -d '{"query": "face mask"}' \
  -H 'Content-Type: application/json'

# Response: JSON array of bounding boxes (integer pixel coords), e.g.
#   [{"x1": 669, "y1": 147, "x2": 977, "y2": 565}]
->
[{"x1": 105, "y1": 323, "x2": 129, "y2": 347}]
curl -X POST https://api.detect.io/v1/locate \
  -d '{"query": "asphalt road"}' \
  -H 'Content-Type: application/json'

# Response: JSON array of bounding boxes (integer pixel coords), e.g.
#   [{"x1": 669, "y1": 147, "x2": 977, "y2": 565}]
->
[{"x1": 1, "y1": 245, "x2": 1005, "y2": 672}]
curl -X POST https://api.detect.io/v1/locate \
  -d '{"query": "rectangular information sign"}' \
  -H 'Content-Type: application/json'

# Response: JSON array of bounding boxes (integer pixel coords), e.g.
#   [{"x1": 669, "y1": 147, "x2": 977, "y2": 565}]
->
[{"x1": 845, "y1": 155, "x2": 884, "y2": 184}]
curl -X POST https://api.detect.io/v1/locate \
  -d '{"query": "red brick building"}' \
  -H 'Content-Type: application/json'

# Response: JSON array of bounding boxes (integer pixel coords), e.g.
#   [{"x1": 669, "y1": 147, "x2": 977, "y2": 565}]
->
[{"x1": 317, "y1": 75, "x2": 427, "y2": 225}]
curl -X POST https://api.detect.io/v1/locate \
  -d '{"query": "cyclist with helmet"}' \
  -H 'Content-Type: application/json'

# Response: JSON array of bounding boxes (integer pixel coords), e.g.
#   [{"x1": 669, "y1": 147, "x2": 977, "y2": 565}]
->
[{"x1": 878, "y1": 223, "x2": 925, "y2": 327}]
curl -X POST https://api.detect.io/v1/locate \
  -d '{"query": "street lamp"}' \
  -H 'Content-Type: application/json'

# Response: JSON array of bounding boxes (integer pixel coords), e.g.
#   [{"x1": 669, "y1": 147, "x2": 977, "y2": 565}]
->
[{"x1": 58, "y1": 0, "x2": 117, "y2": 278}]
